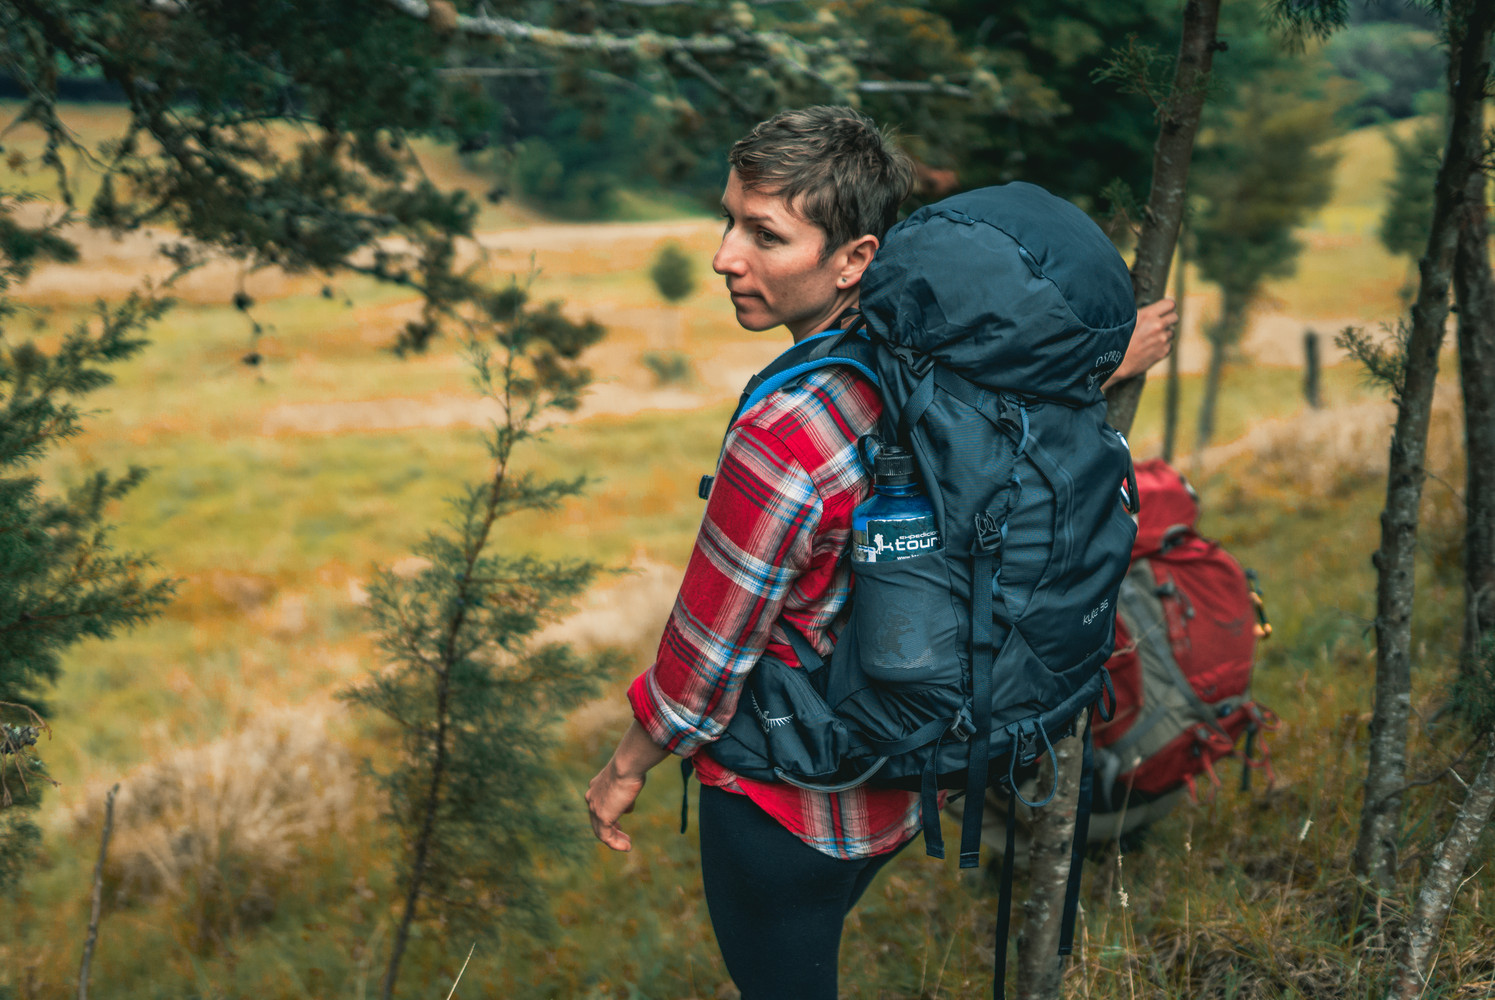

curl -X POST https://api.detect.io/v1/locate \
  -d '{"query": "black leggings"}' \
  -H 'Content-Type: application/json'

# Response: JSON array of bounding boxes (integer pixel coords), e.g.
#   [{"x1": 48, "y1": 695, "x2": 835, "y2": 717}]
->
[{"x1": 697, "y1": 784, "x2": 904, "y2": 1000}]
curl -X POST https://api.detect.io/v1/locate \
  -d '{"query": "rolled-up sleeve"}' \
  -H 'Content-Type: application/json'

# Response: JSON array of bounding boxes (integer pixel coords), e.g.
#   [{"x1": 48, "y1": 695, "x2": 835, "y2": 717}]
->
[{"x1": 628, "y1": 420, "x2": 822, "y2": 755}]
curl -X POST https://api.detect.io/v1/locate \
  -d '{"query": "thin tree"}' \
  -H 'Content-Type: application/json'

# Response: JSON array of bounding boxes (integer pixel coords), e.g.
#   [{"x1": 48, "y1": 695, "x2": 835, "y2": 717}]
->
[
  {"x1": 1191, "y1": 84, "x2": 1338, "y2": 454},
  {"x1": 1385, "y1": 735, "x2": 1495, "y2": 999},
  {"x1": 1163, "y1": 224, "x2": 1188, "y2": 464},
  {"x1": 650, "y1": 240, "x2": 696, "y2": 352},
  {"x1": 0, "y1": 194, "x2": 175, "y2": 869},
  {"x1": 343, "y1": 282, "x2": 610, "y2": 999},
  {"x1": 1018, "y1": 6, "x2": 1223, "y2": 993},
  {"x1": 1384, "y1": 13, "x2": 1495, "y2": 992},
  {"x1": 1103, "y1": 0, "x2": 1224, "y2": 437},
  {"x1": 1341, "y1": 0, "x2": 1495, "y2": 892},
  {"x1": 1453, "y1": 95, "x2": 1495, "y2": 680}
]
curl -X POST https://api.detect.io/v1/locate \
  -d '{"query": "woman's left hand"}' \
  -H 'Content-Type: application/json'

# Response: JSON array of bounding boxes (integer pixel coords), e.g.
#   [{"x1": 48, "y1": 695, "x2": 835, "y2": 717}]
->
[{"x1": 1106, "y1": 297, "x2": 1178, "y2": 387}]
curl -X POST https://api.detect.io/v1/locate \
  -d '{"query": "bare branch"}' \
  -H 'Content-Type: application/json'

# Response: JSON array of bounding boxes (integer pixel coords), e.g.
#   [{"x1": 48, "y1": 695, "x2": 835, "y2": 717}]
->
[
  {"x1": 77, "y1": 783, "x2": 120, "y2": 1000},
  {"x1": 384, "y1": 0, "x2": 737, "y2": 53},
  {"x1": 383, "y1": 0, "x2": 976, "y2": 102},
  {"x1": 856, "y1": 79, "x2": 973, "y2": 98},
  {"x1": 436, "y1": 66, "x2": 553, "y2": 78},
  {"x1": 668, "y1": 50, "x2": 761, "y2": 119}
]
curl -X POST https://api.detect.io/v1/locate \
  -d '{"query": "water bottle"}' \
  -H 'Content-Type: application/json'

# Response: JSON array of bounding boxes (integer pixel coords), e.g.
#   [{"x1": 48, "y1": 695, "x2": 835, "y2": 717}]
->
[{"x1": 852, "y1": 445, "x2": 942, "y2": 563}]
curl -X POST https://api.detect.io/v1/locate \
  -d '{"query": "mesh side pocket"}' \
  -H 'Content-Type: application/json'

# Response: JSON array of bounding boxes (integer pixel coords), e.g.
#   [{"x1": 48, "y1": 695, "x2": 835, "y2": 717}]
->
[{"x1": 851, "y1": 549, "x2": 963, "y2": 685}]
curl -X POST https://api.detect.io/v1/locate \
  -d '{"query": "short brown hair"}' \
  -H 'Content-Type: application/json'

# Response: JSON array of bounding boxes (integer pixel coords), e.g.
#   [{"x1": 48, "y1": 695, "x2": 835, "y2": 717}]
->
[{"x1": 728, "y1": 106, "x2": 914, "y2": 260}]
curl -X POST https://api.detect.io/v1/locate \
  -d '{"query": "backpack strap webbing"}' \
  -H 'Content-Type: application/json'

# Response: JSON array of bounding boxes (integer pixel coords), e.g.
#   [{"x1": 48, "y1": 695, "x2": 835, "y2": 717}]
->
[
  {"x1": 960, "y1": 540, "x2": 997, "y2": 869},
  {"x1": 1059, "y1": 713, "x2": 1096, "y2": 956},
  {"x1": 734, "y1": 327, "x2": 879, "y2": 423},
  {"x1": 779, "y1": 620, "x2": 826, "y2": 676},
  {"x1": 992, "y1": 790, "x2": 1018, "y2": 999},
  {"x1": 698, "y1": 328, "x2": 879, "y2": 501}
]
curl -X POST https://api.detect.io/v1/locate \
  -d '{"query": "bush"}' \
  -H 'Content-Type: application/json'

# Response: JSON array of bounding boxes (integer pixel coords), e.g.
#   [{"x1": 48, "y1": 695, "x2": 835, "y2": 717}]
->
[
  {"x1": 640, "y1": 350, "x2": 695, "y2": 387},
  {"x1": 74, "y1": 709, "x2": 359, "y2": 952},
  {"x1": 508, "y1": 138, "x2": 619, "y2": 219}
]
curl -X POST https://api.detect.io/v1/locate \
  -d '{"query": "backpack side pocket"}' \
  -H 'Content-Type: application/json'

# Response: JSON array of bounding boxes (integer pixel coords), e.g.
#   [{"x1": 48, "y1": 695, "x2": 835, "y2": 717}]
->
[
  {"x1": 707, "y1": 655, "x2": 851, "y2": 783},
  {"x1": 850, "y1": 549, "x2": 963, "y2": 685}
]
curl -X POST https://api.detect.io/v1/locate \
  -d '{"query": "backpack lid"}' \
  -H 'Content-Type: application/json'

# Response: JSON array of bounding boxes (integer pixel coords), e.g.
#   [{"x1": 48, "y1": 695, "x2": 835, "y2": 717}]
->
[
  {"x1": 1131, "y1": 458, "x2": 1200, "y2": 557},
  {"x1": 859, "y1": 182, "x2": 1136, "y2": 406}
]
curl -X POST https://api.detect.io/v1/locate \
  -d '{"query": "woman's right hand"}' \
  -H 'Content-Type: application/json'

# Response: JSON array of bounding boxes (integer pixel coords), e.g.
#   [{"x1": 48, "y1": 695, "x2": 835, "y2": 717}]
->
[
  {"x1": 586, "y1": 719, "x2": 671, "y2": 852},
  {"x1": 586, "y1": 759, "x2": 647, "y2": 852}
]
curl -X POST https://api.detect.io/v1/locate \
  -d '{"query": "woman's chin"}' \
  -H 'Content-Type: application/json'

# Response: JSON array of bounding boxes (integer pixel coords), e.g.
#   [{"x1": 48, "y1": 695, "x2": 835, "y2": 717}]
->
[{"x1": 732, "y1": 306, "x2": 779, "y2": 333}]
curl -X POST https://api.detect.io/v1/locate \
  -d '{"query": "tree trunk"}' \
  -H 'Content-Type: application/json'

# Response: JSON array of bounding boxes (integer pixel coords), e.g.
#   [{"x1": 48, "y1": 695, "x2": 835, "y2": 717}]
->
[
  {"x1": 1385, "y1": 738, "x2": 1495, "y2": 1000},
  {"x1": 1304, "y1": 330, "x2": 1322, "y2": 409},
  {"x1": 1106, "y1": 0, "x2": 1223, "y2": 437},
  {"x1": 1355, "y1": 0, "x2": 1495, "y2": 892},
  {"x1": 1454, "y1": 109, "x2": 1495, "y2": 679},
  {"x1": 1196, "y1": 332, "x2": 1225, "y2": 456},
  {"x1": 1163, "y1": 231, "x2": 1186, "y2": 464},
  {"x1": 1015, "y1": 735, "x2": 1084, "y2": 1000},
  {"x1": 1195, "y1": 293, "x2": 1242, "y2": 457}
]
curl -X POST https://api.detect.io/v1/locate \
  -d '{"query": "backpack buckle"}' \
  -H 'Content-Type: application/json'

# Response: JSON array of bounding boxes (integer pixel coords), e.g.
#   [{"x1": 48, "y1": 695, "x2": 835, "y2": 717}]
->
[
  {"x1": 949, "y1": 705, "x2": 976, "y2": 741},
  {"x1": 892, "y1": 343, "x2": 934, "y2": 377},
  {"x1": 1011, "y1": 719, "x2": 1043, "y2": 767},
  {"x1": 974, "y1": 511, "x2": 1003, "y2": 555}
]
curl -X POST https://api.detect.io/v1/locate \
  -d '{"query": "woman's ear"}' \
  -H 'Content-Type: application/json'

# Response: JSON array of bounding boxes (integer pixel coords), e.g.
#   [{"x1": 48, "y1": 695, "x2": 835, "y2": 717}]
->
[{"x1": 838, "y1": 234, "x2": 880, "y2": 288}]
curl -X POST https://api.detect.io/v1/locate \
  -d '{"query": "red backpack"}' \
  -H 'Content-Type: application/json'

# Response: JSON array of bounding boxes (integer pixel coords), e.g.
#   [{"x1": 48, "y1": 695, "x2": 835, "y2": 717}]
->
[{"x1": 1091, "y1": 459, "x2": 1276, "y2": 819}]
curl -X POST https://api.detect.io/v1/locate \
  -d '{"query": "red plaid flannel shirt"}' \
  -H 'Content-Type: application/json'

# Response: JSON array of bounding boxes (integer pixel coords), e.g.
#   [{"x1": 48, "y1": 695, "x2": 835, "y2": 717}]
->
[{"x1": 628, "y1": 365, "x2": 924, "y2": 860}]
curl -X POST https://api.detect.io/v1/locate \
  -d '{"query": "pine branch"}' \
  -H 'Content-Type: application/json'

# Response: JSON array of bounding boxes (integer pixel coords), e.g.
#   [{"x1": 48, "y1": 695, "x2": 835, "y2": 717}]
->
[{"x1": 380, "y1": 0, "x2": 977, "y2": 101}]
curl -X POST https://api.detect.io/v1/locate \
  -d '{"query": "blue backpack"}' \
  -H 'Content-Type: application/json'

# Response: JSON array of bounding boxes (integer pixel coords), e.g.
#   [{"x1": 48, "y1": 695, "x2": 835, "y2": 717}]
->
[{"x1": 696, "y1": 183, "x2": 1138, "y2": 992}]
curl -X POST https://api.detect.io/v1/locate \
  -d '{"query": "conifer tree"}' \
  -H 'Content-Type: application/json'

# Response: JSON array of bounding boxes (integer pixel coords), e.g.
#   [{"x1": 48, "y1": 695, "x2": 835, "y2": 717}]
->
[
  {"x1": 1191, "y1": 78, "x2": 1338, "y2": 453},
  {"x1": 650, "y1": 239, "x2": 696, "y2": 354},
  {"x1": 0, "y1": 195, "x2": 174, "y2": 877},
  {"x1": 341, "y1": 280, "x2": 612, "y2": 1000}
]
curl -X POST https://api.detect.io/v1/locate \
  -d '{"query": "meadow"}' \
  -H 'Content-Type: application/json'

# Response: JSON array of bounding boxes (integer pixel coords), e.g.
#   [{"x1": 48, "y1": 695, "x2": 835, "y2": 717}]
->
[{"x1": 1, "y1": 105, "x2": 1489, "y2": 998}]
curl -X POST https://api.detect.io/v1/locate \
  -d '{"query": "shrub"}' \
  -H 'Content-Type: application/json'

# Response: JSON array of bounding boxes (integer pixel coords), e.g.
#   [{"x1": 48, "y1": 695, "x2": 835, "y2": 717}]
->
[{"x1": 74, "y1": 709, "x2": 359, "y2": 952}]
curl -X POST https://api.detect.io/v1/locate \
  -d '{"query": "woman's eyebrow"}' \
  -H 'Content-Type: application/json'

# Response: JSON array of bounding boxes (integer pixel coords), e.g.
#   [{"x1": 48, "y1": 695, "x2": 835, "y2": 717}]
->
[{"x1": 720, "y1": 201, "x2": 776, "y2": 224}]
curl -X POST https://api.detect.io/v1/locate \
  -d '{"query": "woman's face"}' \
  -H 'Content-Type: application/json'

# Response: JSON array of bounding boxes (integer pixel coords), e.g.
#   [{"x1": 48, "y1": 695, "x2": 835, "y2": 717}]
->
[{"x1": 712, "y1": 170, "x2": 873, "y2": 341}]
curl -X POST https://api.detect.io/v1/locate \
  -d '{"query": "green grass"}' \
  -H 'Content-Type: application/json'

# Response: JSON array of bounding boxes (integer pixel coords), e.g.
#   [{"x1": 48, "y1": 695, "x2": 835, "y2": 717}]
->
[
  {"x1": 4, "y1": 107, "x2": 1490, "y2": 1000},
  {"x1": 12, "y1": 357, "x2": 1486, "y2": 1000}
]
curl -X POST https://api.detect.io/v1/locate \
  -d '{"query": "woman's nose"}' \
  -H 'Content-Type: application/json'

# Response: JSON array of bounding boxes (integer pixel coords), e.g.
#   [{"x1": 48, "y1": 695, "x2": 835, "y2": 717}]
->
[{"x1": 713, "y1": 233, "x2": 746, "y2": 277}]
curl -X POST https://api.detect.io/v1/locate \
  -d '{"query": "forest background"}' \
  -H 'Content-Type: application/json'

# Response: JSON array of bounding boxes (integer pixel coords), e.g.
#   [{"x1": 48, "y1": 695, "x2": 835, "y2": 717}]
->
[{"x1": 0, "y1": 1, "x2": 1489, "y2": 998}]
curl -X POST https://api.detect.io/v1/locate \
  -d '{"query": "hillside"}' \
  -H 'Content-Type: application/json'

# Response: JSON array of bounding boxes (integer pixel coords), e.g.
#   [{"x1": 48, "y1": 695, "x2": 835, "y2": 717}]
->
[{"x1": 2, "y1": 108, "x2": 1487, "y2": 998}]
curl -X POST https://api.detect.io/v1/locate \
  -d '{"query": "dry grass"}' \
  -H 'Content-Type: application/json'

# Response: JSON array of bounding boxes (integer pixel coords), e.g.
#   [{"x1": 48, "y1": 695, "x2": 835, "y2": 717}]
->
[
  {"x1": 6, "y1": 108, "x2": 1486, "y2": 999},
  {"x1": 70, "y1": 707, "x2": 363, "y2": 953}
]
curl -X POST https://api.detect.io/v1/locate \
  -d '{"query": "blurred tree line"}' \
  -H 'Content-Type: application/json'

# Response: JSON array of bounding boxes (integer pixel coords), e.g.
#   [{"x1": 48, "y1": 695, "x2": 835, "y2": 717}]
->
[{"x1": 461, "y1": 0, "x2": 1434, "y2": 219}]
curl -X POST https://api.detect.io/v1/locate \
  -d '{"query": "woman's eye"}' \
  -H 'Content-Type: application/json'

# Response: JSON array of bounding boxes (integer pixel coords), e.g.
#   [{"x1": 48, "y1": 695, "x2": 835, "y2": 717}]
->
[{"x1": 756, "y1": 229, "x2": 780, "y2": 245}]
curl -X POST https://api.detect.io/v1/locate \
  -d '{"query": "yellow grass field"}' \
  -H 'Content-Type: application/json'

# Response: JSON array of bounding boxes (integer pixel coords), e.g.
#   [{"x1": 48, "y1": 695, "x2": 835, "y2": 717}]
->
[{"x1": 2, "y1": 104, "x2": 1488, "y2": 999}]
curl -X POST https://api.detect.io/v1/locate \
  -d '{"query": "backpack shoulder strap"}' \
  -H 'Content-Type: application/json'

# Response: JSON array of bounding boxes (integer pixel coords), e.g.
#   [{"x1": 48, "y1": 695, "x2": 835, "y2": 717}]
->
[
  {"x1": 732, "y1": 325, "x2": 879, "y2": 425},
  {"x1": 698, "y1": 327, "x2": 880, "y2": 501}
]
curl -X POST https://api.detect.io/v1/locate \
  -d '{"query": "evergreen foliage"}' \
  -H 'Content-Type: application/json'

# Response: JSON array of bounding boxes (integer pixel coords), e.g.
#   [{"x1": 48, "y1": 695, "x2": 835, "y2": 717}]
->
[
  {"x1": 929, "y1": 0, "x2": 1181, "y2": 207},
  {"x1": 1325, "y1": 22, "x2": 1444, "y2": 124},
  {"x1": 1193, "y1": 88, "x2": 1339, "y2": 304},
  {"x1": 0, "y1": 192, "x2": 174, "y2": 875},
  {"x1": 341, "y1": 280, "x2": 612, "y2": 999},
  {"x1": 1191, "y1": 72, "x2": 1338, "y2": 448},
  {"x1": 649, "y1": 240, "x2": 695, "y2": 305},
  {"x1": 1379, "y1": 119, "x2": 1444, "y2": 261}
]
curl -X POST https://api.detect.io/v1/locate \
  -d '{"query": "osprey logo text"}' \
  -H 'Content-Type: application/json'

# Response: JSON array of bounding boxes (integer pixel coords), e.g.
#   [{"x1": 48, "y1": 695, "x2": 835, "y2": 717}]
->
[
  {"x1": 1085, "y1": 349, "x2": 1126, "y2": 391},
  {"x1": 750, "y1": 692, "x2": 793, "y2": 731},
  {"x1": 1083, "y1": 598, "x2": 1110, "y2": 626}
]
